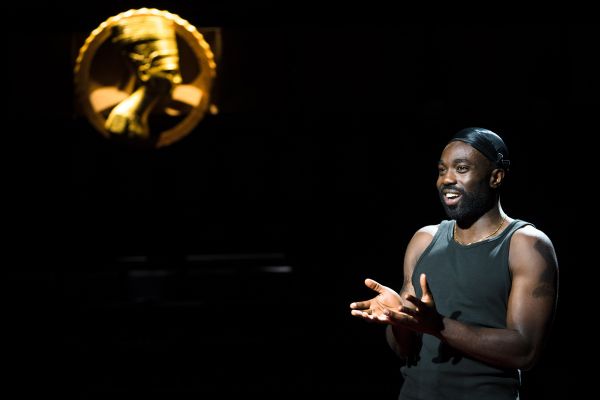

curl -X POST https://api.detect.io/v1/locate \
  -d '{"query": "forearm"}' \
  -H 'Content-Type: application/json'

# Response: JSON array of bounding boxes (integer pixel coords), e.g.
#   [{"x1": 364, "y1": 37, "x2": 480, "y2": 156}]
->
[
  {"x1": 386, "y1": 325, "x2": 419, "y2": 360},
  {"x1": 437, "y1": 318, "x2": 536, "y2": 370}
]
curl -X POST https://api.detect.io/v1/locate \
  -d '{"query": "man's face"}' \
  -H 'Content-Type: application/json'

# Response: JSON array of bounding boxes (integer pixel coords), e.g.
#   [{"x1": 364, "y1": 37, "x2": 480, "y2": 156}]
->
[{"x1": 437, "y1": 141, "x2": 495, "y2": 222}]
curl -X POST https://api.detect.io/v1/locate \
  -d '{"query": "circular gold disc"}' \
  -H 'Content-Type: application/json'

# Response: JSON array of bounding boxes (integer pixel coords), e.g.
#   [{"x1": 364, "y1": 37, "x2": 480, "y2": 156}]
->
[{"x1": 74, "y1": 8, "x2": 217, "y2": 148}]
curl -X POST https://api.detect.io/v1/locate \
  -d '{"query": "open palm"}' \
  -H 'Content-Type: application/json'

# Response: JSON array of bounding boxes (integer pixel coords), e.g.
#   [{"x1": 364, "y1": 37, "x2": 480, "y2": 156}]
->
[{"x1": 350, "y1": 278, "x2": 402, "y2": 322}]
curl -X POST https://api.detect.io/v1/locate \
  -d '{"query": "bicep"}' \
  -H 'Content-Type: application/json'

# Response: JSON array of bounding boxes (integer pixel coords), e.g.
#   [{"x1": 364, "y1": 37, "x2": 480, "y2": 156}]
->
[
  {"x1": 506, "y1": 230, "x2": 558, "y2": 348},
  {"x1": 400, "y1": 227, "x2": 437, "y2": 297}
]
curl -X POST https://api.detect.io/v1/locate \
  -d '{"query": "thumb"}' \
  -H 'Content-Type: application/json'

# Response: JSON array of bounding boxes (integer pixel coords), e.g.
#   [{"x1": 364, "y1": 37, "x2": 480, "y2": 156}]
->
[
  {"x1": 420, "y1": 273, "x2": 433, "y2": 302},
  {"x1": 364, "y1": 278, "x2": 385, "y2": 294}
]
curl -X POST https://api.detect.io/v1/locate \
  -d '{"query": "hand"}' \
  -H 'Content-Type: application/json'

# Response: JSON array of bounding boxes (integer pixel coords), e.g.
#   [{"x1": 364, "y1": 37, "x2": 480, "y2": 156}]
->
[
  {"x1": 385, "y1": 273, "x2": 443, "y2": 336},
  {"x1": 350, "y1": 278, "x2": 402, "y2": 323},
  {"x1": 105, "y1": 90, "x2": 149, "y2": 138}
]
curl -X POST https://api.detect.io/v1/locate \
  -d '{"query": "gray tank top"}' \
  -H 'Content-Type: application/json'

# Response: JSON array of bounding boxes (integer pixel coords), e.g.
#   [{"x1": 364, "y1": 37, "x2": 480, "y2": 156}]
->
[{"x1": 399, "y1": 219, "x2": 531, "y2": 400}]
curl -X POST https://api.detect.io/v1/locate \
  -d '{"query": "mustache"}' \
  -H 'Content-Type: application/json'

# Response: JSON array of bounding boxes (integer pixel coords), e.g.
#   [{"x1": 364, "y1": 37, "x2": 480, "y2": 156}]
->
[{"x1": 440, "y1": 185, "x2": 464, "y2": 194}]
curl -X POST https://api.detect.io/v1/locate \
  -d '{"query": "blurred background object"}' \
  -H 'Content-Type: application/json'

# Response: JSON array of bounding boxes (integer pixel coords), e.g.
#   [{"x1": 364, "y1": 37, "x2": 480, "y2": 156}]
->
[{"x1": 74, "y1": 8, "x2": 219, "y2": 148}]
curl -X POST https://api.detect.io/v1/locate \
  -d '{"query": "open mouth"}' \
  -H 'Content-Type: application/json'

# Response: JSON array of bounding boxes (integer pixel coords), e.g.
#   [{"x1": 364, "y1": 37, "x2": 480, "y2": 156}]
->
[{"x1": 442, "y1": 191, "x2": 462, "y2": 206}]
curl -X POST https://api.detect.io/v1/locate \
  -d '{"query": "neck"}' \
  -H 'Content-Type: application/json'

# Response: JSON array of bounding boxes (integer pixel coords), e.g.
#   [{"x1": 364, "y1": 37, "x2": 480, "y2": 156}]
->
[{"x1": 454, "y1": 203, "x2": 509, "y2": 245}]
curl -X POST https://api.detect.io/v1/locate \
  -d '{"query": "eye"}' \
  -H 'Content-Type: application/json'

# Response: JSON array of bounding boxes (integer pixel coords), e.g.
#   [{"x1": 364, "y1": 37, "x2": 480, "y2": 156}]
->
[
  {"x1": 438, "y1": 166, "x2": 447, "y2": 175},
  {"x1": 456, "y1": 165, "x2": 469, "y2": 173}
]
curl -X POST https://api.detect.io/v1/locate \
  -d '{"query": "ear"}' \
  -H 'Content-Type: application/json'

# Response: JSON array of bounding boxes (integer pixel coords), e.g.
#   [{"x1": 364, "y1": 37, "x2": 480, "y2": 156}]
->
[{"x1": 489, "y1": 168, "x2": 505, "y2": 188}]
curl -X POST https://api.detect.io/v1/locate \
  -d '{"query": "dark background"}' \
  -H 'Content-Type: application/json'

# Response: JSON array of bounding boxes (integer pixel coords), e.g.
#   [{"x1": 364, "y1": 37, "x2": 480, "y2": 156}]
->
[{"x1": 9, "y1": 3, "x2": 594, "y2": 399}]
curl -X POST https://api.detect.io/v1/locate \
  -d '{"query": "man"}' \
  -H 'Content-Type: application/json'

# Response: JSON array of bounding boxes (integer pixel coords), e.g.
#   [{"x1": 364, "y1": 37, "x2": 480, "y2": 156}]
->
[{"x1": 350, "y1": 127, "x2": 558, "y2": 400}]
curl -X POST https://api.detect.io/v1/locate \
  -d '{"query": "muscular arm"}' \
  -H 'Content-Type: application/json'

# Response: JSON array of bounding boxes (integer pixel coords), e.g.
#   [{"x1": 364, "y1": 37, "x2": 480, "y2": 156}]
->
[
  {"x1": 386, "y1": 226, "x2": 437, "y2": 359},
  {"x1": 417, "y1": 226, "x2": 559, "y2": 370}
]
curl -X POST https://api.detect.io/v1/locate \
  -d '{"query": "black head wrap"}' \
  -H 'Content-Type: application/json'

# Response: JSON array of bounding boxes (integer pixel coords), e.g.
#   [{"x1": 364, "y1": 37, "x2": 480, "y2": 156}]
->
[{"x1": 449, "y1": 127, "x2": 510, "y2": 170}]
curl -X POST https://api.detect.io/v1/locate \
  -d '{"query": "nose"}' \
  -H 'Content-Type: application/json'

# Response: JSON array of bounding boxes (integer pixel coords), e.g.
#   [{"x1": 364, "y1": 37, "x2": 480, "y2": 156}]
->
[{"x1": 439, "y1": 169, "x2": 456, "y2": 186}]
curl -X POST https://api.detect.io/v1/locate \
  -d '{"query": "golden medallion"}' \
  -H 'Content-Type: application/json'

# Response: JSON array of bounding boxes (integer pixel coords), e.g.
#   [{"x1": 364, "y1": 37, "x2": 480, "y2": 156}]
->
[{"x1": 74, "y1": 8, "x2": 218, "y2": 148}]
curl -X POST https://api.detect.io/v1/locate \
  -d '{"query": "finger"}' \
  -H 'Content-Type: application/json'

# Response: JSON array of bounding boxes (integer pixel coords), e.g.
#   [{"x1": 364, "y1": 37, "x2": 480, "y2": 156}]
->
[
  {"x1": 364, "y1": 278, "x2": 385, "y2": 294},
  {"x1": 404, "y1": 294, "x2": 423, "y2": 309},
  {"x1": 351, "y1": 309, "x2": 383, "y2": 323},
  {"x1": 398, "y1": 305, "x2": 418, "y2": 317},
  {"x1": 350, "y1": 300, "x2": 371, "y2": 310},
  {"x1": 420, "y1": 273, "x2": 433, "y2": 302},
  {"x1": 376, "y1": 313, "x2": 390, "y2": 322},
  {"x1": 350, "y1": 309, "x2": 373, "y2": 318},
  {"x1": 420, "y1": 273, "x2": 428, "y2": 295},
  {"x1": 370, "y1": 312, "x2": 392, "y2": 323},
  {"x1": 384, "y1": 308, "x2": 418, "y2": 324},
  {"x1": 351, "y1": 309, "x2": 367, "y2": 317}
]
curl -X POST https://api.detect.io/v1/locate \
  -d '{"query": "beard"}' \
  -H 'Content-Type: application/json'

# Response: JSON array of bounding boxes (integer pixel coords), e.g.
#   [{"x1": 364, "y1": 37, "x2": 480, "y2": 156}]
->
[{"x1": 439, "y1": 183, "x2": 496, "y2": 224}]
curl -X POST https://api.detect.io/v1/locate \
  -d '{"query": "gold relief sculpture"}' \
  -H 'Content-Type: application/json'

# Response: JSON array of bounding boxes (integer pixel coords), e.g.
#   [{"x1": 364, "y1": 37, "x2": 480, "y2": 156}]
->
[
  {"x1": 74, "y1": 8, "x2": 218, "y2": 148},
  {"x1": 104, "y1": 14, "x2": 182, "y2": 139}
]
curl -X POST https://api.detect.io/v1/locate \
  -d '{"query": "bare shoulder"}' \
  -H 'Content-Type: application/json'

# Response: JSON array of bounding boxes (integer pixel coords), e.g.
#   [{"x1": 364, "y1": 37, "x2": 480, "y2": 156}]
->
[
  {"x1": 416, "y1": 224, "x2": 439, "y2": 237},
  {"x1": 406, "y1": 224, "x2": 439, "y2": 255},
  {"x1": 511, "y1": 224, "x2": 556, "y2": 254},
  {"x1": 510, "y1": 224, "x2": 558, "y2": 274},
  {"x1": 402, "y1": 224, "x2": 440, "y2": 293}
]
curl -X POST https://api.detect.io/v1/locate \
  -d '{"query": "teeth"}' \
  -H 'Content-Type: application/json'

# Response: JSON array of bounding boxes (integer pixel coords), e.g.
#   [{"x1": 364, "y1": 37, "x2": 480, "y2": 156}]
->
[{"x1": 445, "y1": 193, "x2": 459, "y2": 198}]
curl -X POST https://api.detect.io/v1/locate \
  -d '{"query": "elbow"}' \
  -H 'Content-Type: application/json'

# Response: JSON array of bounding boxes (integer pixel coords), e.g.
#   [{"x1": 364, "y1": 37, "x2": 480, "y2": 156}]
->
[
  {"x1": 514, "y1": 349, "x2": 540, "y2": 371},
  {"x1": 510, "y1": 333, "x2": 546, "y2": 371},
  {"x1": 515, "y1": 357, "x2": 536, "y2": 371}
]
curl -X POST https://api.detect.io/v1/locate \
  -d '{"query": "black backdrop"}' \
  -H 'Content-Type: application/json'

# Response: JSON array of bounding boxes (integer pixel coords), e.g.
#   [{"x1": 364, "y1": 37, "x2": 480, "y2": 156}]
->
[{"x1": 9, "y1": 3, "x2": 594, "y2": 399}]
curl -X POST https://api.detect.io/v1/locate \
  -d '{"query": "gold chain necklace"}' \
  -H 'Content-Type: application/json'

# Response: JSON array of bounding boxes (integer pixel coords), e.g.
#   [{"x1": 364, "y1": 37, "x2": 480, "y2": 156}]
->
[{"x1": 453, "y1": 216, "x2": 506, "y2": 246}]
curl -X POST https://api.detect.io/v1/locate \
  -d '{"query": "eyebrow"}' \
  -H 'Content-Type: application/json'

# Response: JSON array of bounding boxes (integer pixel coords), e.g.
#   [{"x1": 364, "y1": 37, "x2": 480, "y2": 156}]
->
[{"x1": 438, "y1": 158, "x2": 472, "y2": 165}]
